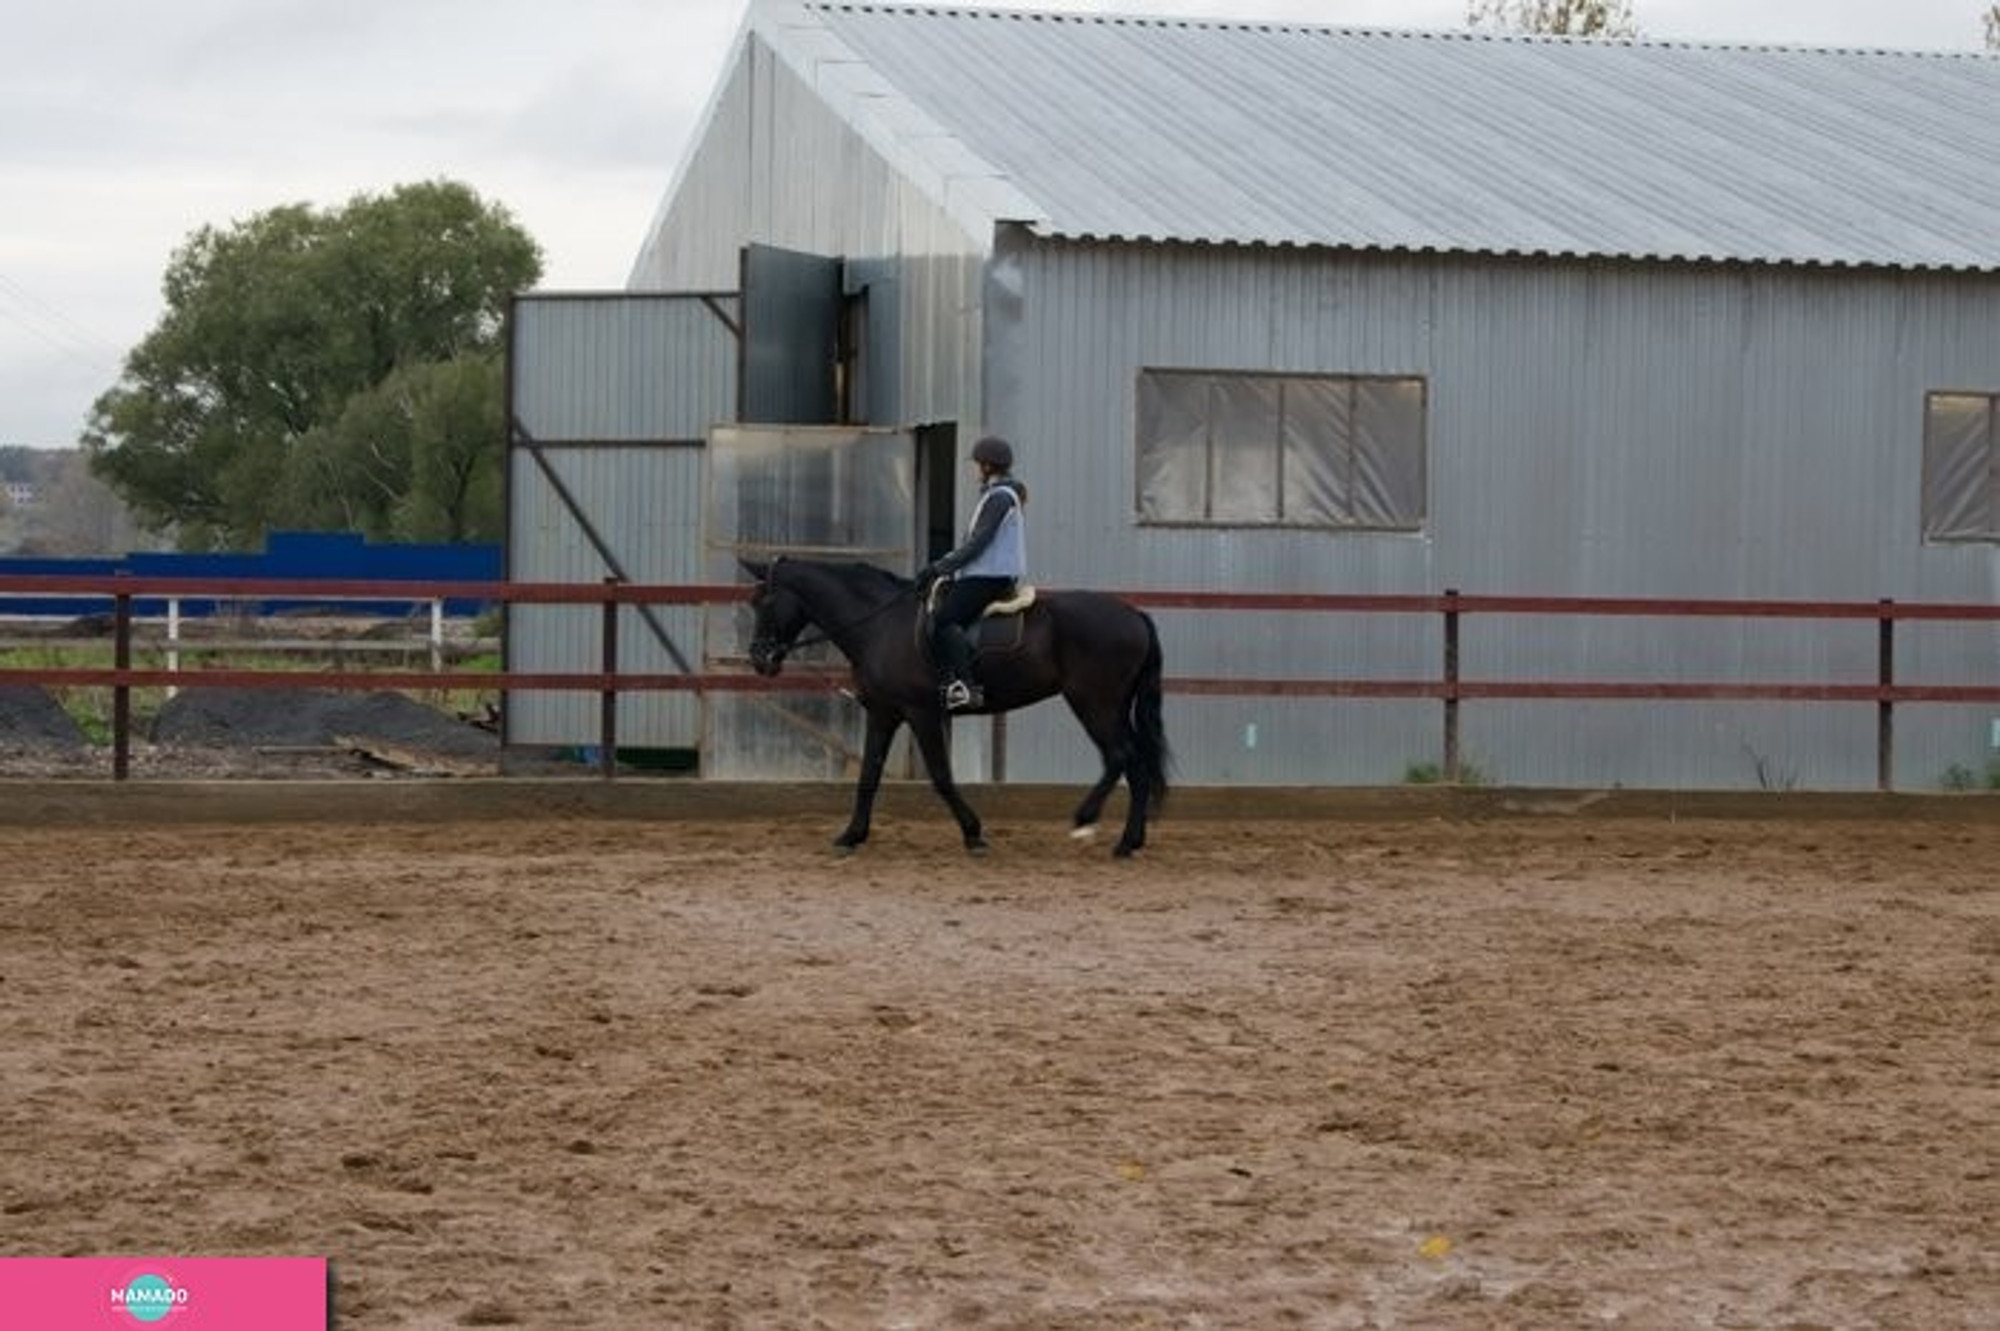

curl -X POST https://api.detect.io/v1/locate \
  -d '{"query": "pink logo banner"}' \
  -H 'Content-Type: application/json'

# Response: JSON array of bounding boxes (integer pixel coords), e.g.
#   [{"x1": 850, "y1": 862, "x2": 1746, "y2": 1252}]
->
[{"x1": 0, "y1": 1258, "x2": 327, "y2": 1330}]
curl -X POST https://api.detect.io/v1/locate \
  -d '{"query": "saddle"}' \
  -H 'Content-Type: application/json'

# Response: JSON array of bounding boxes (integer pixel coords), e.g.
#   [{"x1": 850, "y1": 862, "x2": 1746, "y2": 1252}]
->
[{"x1": 920, "y1": 582, "x2": 1037, "y2": 656}]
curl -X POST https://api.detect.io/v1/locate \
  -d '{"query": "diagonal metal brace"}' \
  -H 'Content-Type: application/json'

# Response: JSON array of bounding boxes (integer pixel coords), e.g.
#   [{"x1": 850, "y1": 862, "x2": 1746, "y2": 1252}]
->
[{"x1": 511, "y1": 418, "x2": 695, "y2": 674}]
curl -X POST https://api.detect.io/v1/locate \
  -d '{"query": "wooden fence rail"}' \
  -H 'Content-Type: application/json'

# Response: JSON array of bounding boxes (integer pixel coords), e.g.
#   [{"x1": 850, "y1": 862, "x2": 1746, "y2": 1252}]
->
[{"x1": 4, "y1": 575, "x2": 1999, "y2": 786}]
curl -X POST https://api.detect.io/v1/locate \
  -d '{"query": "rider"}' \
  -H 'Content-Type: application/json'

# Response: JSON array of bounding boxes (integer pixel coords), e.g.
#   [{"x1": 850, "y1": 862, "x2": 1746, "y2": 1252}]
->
[{"x1": 918, "y1": 435, "x2": 1027, "y2": 711}]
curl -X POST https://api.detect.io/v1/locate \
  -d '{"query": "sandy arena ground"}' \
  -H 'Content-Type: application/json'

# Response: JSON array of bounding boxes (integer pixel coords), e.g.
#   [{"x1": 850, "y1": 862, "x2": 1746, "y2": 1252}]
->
[{"x1": 0, "y1": 789, "x2": 1995, "y2": 1329}]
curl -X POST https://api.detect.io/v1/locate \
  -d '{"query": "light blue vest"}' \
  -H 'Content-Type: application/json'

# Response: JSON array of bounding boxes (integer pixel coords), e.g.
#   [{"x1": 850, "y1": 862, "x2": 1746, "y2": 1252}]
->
[{"x1": 960, "y1": 483, "x2": 1027, "y2": 579}]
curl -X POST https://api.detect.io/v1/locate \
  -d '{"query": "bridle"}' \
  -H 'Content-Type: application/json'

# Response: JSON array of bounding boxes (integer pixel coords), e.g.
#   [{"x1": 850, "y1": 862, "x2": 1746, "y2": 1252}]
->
[{"x1": 748, "y1": 558, "x2": 920, "y2": 669}]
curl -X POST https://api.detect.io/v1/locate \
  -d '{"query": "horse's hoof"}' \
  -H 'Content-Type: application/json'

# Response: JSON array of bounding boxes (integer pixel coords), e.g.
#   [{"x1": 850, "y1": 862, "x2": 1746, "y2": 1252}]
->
[
  {"x1": 1113, "y1": 840, "x2": 1141, "y2": 859},
  {"x1": 832, "y1": 835, "x2": 864, "y2": 856},
  {"x1": 966, "y1": 838, "x2": 989, "y2": 857},
  {"x1": 1070, "y1": 824, "x2": 1098, "y2": 841}
]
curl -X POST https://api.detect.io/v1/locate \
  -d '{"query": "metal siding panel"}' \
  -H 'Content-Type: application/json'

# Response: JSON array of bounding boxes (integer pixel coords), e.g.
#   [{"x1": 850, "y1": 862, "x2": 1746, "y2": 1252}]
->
[
  {"x1": 632, "y1": 35, "x2": 988, "y2": 430},
  {"x1": 512, "y1": 296, "x2": 736, "y2": 442},
  {"x1": 631, "y1": 46, "x2": 764, "y2": 290},
  {"x1": 1431, "y1": 262, "x2": 2000, "y2": 787},
  {"x1": 986, "y1": 240, "x2": 1442, "y2": 785},
  {"x1": 991, "y1": 239, "x2": 2000, "y2": 788},
  {"x1": 507, "y1": 447, "x2": 707, "y2": 748},
  {"x1": 507, "y1": 293, "x2": 728, "y2": 748}
]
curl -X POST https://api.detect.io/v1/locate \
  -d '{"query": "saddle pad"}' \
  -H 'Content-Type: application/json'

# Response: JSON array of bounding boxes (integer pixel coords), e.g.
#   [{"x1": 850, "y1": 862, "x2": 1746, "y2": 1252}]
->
[{"x1": 982, "y1": 585, "x2": 1036, "y2": 618}]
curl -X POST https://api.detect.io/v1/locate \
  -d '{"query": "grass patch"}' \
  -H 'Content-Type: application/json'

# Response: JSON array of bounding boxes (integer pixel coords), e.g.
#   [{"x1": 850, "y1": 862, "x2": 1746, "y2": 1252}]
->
[
  {"x1": 1403, "y1": 758, "x2": 1491, "y2": 786},
  {"x1": 1941, "y1": 760, "x2": 2000, "y2": 792}
]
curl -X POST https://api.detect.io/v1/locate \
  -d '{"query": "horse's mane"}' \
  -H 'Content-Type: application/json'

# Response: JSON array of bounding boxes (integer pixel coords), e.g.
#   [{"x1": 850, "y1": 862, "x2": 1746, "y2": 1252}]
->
[
  {"x1": 853, "y1": 561, "x2": 913, "y2": 591},
  {"x1": 792, "y1": 558, "x2": 913, "y2": 593}
]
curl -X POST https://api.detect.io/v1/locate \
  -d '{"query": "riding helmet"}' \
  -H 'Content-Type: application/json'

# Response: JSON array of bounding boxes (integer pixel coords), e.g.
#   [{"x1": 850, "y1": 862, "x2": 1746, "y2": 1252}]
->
[{"x1": 971, "y1": 435, "x2": 1014, "y2": 471}]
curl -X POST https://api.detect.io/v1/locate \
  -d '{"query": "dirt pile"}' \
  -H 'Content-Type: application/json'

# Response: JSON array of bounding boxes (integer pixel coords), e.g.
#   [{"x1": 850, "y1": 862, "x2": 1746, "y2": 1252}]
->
[
  {"x1": 0, "y1": 685, "x2": 501, "y2": 779},
  {"x1": 150, "y1": 686, "x2": 499, "y2": 758},
  {"x1": 0, "y1": 686, "x2": 88, "y2": 748}
]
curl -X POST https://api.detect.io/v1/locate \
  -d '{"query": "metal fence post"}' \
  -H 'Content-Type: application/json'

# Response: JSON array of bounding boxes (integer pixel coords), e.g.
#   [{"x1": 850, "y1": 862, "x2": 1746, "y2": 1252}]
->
[
  {"x1": 113, "y1": 578, "x2": 133, "y2": 782},
  {"x1": 1878, "y1": 598, "x2": 1894, "y2": 792},
  {"x1": 599, "y1": 577, "x2": 621, "y2": 780},
  {"x1": 1443, "y1": 587, "x2": 1462, "y2": 783}
]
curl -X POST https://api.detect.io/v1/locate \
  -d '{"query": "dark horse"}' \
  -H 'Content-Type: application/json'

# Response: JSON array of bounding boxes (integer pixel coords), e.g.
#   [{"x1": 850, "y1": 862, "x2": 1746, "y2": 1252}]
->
[{"x1": 744, "y1": 558, "x2": 1169, "y2": 857}]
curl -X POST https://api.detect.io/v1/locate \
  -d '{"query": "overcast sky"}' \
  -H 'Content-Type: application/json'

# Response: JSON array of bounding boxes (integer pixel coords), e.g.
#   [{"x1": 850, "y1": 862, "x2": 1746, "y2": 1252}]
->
[{"x1": 2, "y1": 0, "x2": 1992, "y2": 447}]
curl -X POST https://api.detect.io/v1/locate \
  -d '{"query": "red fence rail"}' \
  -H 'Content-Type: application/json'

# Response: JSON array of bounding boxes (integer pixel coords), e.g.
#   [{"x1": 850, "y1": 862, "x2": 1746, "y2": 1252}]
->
[{"x1": 4, "y1": 574, "x2": 1999, "y2": 787}]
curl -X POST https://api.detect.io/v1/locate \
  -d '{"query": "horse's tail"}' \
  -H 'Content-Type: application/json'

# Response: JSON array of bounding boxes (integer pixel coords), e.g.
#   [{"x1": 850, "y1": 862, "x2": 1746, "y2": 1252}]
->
[{"x1": 1129, "y1": 611, "x2": 1171, "y2": 810}]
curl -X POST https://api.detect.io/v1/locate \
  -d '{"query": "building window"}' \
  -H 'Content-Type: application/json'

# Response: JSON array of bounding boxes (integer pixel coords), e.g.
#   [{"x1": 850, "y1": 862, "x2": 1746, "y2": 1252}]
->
[
  {"x1": 1922, "y1": 392, "x2": 2000, "y2": 542},
  {"x1": 1135, "y1": 369, "x2": 1426, "y2": 529}
]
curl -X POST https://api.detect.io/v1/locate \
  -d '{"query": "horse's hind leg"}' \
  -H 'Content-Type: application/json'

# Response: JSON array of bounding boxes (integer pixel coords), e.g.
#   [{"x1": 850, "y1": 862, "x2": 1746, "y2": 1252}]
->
[
  {"x1": 1068, "y1": 692, "x2": 1153, "y2": 857},
  {"x1": 1063, "y1": 695, "x2": 1129, "y2": 843},
  {"x1": 1113, "y1": 769, "x2": 1150, "y2": 858},
  {"x1": 1068, "y1": 766, "x2": 1123, "y2": 842}
]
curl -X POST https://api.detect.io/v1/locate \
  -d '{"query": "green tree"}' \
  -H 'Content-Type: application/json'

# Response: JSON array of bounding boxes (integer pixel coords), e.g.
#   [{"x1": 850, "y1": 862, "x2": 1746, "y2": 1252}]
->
[
  {"x1": 1466, "y1": 0, "x2": 1639, "y2": 37},
  {"x1": 275, "y1": 356, "x2": 506, "y2": 543},
  {"x1": 85, "y1": 180, "x2": 540, "y2": 549}
]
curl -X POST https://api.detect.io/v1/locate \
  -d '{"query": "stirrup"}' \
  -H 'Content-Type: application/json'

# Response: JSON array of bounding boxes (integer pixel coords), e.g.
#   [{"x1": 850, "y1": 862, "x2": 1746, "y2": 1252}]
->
[{"x1": 941, "y1": 679, "x2": 982, "y2": 711}]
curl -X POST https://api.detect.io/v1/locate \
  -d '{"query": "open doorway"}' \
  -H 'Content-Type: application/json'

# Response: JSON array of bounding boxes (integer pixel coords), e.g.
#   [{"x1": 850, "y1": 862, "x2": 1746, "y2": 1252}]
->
[{"x1": 916, "y1": 423, "x2": 960, "y2": 564}]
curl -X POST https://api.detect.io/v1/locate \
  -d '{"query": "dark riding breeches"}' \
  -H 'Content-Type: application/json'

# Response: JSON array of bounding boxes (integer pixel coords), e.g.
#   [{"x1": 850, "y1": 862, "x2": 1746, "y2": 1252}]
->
[{"x1": 929, "y1": 576, "x2": 1014, "y2": 681}]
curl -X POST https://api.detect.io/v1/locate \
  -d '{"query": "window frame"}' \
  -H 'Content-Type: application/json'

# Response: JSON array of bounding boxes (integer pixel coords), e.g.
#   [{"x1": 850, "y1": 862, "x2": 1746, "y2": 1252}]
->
[
  {"x1": 1133, "y1": 367, "x2": 1428, "y2": 533},
  {"x1": 1920, "y1": 390, "x2": 2000, "y2": 545}
]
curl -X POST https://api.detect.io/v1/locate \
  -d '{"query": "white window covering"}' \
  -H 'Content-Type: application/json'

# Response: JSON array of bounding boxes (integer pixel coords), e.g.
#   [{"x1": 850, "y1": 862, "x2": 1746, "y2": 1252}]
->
[
  {"x1": 1922, "y1": 393, "x2": 2000, "y2": 543},
  {"x1": 1138, "y1": 369, "x2": 1426, "y2": 529}
]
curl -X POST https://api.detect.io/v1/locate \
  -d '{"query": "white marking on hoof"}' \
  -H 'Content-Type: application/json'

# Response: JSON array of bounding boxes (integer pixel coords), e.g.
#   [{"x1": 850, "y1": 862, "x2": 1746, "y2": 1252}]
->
[{"x1": 1070, "y1": 825, "x2": 1098, "y2": 841}]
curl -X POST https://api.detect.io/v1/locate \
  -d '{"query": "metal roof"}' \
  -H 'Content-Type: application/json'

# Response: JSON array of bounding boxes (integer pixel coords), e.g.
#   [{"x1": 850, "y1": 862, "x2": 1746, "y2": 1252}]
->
[{"x1": 754, "y1": 2, "x2": 2000, "y2": 271}]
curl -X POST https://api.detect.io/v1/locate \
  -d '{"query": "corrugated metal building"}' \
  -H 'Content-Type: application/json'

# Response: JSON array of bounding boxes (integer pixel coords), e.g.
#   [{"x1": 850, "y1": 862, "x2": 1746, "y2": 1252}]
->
[{"x1": 526, "y1": 1, "x2": 2000, "y2": 789}]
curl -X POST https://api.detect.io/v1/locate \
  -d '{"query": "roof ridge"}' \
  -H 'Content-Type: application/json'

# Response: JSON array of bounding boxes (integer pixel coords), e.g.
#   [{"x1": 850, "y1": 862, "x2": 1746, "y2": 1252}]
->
[{"x1": 803, "y1": 2, "x2": 1999, "y2": 59}]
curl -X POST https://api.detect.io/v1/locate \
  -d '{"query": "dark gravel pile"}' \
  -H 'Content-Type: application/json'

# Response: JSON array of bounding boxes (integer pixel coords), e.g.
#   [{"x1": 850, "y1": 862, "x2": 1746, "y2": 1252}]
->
[
  {"x1": 150, "y1": 687, "x2": 500, "y2": 758},
  {"x1": 0, "y1": 686, "x2": 89, "y2": 747}
]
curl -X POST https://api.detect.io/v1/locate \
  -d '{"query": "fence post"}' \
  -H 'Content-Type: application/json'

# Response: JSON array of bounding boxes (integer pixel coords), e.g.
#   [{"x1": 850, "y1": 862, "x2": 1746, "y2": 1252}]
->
[
  {"x1": 165, "y1": 596, "x2": 181, "y2": 699},
  {"x1": 430, "y1": 598, "x2": 445, "y2": 675},
  {"x1": 113, "y1": 578, "x2": 133, "y2": 782},
  {"x1": 1877, "y1": 598, "x2": 1894, "y2": 792},
  {"x1": 1442, "y1": 587, "x2": 1462, "y2": 783},
  {"x1": 599, "y1": 577, "x2": 621, "y2": 780}
]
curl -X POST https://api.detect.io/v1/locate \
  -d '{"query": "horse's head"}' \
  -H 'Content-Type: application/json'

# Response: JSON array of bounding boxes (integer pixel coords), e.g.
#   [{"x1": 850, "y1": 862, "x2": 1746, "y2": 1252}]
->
[{"x1": 742, "y1": 558, "x2": 806, "y2": 676}]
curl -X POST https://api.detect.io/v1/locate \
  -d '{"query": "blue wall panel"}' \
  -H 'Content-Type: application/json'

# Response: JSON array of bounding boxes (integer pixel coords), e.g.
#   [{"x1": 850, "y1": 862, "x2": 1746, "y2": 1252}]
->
[{"x1": 0, "y1": 532, "x2": 502, "y2": 618}]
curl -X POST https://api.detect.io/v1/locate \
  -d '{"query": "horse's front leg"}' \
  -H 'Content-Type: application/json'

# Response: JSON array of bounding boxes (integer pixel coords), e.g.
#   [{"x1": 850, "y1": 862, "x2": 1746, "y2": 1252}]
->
[
  {"x1": 835, "y1": 707, "x2": 902, "y2": 853},
  {"x1": 911, "y1": 713, "x2": 987, "y2": 854}
]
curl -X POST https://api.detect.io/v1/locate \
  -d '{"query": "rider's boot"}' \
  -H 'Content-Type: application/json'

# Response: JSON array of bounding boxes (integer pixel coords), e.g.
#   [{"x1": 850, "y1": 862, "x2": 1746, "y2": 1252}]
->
[{"x1": 939, "y1": 626, "x2": 983, "y2": 710}]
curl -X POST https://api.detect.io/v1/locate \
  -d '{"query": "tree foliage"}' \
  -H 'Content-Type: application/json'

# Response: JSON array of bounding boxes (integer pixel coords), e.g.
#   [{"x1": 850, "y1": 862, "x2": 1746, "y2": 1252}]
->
[
  {"x1": 275, "y1": 357, "x2": 506, "y2": 544},
  {"x1": 1466, "y1": 0, "x2": 1640, "y2": 37},
  {"x1": 85, "y1": 180, "x2": 540, "y2": 549}
]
